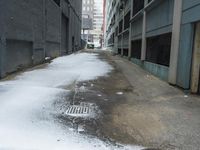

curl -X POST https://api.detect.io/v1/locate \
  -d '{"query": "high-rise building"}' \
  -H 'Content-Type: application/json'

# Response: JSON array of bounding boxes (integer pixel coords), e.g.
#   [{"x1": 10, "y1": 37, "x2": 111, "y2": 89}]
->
[
  {"x1": 82, "y1": 0, "x2": 94, "y2": 42},
  {"x1": 92, "y1": 0, "x2": 104, "y2": 47},
  {"x1": 82, "y1": 0, "x2": 104, "y2": 48}
]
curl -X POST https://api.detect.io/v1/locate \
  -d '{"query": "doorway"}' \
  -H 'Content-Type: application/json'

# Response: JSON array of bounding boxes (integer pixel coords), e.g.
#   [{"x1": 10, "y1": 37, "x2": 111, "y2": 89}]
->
[
  {"x1": 191, "y1": 22, "x2": 200, "y2": 93},
  {"x1": 72, "y1": 36, "x2": 75, "y2": 52},
  {"x1": 61, "y1": 14, "x2": 69, "y2": 55}
]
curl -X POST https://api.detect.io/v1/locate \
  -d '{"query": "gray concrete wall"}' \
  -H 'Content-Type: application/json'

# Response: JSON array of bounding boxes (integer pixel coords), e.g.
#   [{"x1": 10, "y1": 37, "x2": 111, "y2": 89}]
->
[
  {"x1": 131, "y1": 17, "x2": 143, "y2": 40},
  {"x1": 5, "y1": 40, "x2": 33, "y2": 73},
  {"x1": 123, "y1": 32, "x2": 129, "y2": 48},
  {"x1": 0, "y1": 0, "x2": 46, "y2": 76},
  {"x1": 45, "y1": 0, "x2": 61, "y2": 58},
  {"x1": 0, "y1": 0, "x2": 5, "y2": 77},
  {"x1": 146, "y1": 0, "x2": 174, "y2": 37},
  {"x1": 0, "y1": 0, "x2": 82, "y2": 78}
]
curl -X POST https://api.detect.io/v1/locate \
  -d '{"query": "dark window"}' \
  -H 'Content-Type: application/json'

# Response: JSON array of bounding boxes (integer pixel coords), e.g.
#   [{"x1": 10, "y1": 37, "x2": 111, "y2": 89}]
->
[
  {"x1": 115, "y1": 26, "x2": 118, "y2": 36},
  {"x1": 131, "y1": 40, "x2": 142, "y2": 59},
  {"x1": 53, "y1": 0, "x2": 60, "y2": 6},
  {"x1": 146, "y1": 33, "x2": 172, "y2": 66},
  {"x1": 72, "y1": 36, "x2": 75, "y2": 52},
  {"x1": 118, "y1": 49, "x2": 122, "y2": 55},
  {"x1": 132, "y1": 0, "x2": 144, "y2": 16},
  {"x1": 119, "y1": 20, "x2": 123, "y2": 33},
  {"x1": 108, "y1": 33, "x2": 114, "y2": 45},
  {"x1": 123, "y1": 49, "x2": 129, "y2": 56},
  {"x1": 124, "y1": 11, "x2": 130, "y2": 30}
]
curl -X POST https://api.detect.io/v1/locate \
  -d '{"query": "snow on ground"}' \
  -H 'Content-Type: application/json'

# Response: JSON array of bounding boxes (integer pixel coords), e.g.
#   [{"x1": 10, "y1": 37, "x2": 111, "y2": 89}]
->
[{"x1": 0, "y1": 53, "x2": 143, "y2": 150}]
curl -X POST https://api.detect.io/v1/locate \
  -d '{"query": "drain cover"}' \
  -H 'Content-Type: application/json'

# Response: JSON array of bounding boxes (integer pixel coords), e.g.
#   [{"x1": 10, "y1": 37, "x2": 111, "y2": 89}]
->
[{"x1": 65, "y1": 105, "x2": 90, "y2": 116}]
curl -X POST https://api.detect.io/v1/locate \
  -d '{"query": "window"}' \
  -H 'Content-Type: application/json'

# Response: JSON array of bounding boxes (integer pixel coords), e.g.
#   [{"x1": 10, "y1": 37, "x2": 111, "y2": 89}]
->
[
  {"x1": 124, "y1": 11, "x2": 130, "y2": 30},
  {"x1": 131, "y1": 40, "x2": 142, "y2": 59},
  {"x1": 123, "y1": 49, "x2": 129, "y2": 56},
  {"x1": 146, "y1": 33, "x2": 172, "y2": 66},
  {"x1": 115, "y1": 26, "x2": 118, "y2": 36},
  {"x1": 53, "y1": 0, "x2": 60, "y2": 6},
  {"x1": 132, "y1": 0, "x2": 144, "y2": 16},
  {"x1": 108, "y1": 33, "x2": 114, "y2": 45},
  {"x1": 119, "y1": 20, "x2": 123, "y2": 33}
]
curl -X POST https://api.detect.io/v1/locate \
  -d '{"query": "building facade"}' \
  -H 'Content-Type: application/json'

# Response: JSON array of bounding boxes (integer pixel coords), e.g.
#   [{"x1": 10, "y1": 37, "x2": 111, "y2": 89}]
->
[
  {"x1": 82, "y1": 0, "x2": 94, "y2": 42},
  {"x1": 82, "y1": 0, "x2": 104, "y2": 47},
  {"x1": 105, "y1": 0, "x2": 200, "y2": 94},
  {"x1": 92, "y1": 0, "x2": 104, "y2": 47},
  {"x1": 0, "y1": 0, "x2": 82, "y2": 78}
]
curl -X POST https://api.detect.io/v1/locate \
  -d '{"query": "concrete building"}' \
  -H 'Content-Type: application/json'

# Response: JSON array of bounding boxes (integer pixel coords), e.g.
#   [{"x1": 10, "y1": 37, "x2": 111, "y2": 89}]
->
[
  {"x1": 92, "y1": 0, "x2": 104, "y2": 47},
  {"x1": 82, "y1": 0, "x2": 104, "y2": 47},
  {"x1": 105, "y1": 0, "x2": 200, "y2": 94},
  {"x1": 0, "y1": 0, "x2": 82, "y2": 78},
  {"x1": 82, "y1": 0, "x2": 94, "y2": 42}
]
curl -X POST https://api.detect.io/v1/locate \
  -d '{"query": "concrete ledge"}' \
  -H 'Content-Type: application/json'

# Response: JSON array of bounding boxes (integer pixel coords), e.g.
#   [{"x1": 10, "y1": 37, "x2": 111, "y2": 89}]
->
[{"x1": 131, "y1": 58, "x2": 169, "y2": 81}]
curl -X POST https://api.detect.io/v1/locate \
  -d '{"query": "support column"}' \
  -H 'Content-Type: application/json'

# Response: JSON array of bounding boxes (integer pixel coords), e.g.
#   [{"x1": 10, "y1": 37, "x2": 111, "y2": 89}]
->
[
  {"x1": 168, "y1": 0, "x2": 183, "y2": 84},
  {"x1": 191, "y1": 23, "x2": 200, "y2": 93},
  {"x1": 128, "y1": 0, "x2": 134, "y2": 58},
  {"x1": 121, "y1": 8, "x2": 125, "y2": 56},
  {"x1": 141, "y1": 0, "x2": 148, "y2": 61}
]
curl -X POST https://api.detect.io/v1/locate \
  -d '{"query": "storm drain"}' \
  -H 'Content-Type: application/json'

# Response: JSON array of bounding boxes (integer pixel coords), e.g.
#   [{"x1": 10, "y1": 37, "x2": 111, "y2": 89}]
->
[{"x1": 65, "y1": 105, "x2": 90, "y2": 117}]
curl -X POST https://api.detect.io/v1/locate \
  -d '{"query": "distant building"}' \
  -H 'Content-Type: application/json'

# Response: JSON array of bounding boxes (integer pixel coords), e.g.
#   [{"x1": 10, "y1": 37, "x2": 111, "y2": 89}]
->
[
  {"x1": 92, "y1": 0, "x2": 104, "y2": 47},
  {"x1": 0, "y1": 0, "x2": 82, "y2": 78},
  {"x1": 105, "y1": 0, "x2": 200, "y2": 94},
  {"x1": 82, "y1": 0, "x2": 103, "y2": 47},
  {"x1": 82, "y1": 0, "x2": 94, "y2": 42}
]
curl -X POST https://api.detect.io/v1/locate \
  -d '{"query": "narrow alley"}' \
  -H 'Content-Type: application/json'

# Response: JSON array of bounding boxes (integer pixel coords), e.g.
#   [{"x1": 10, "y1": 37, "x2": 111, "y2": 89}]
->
[
  {"x1": 0, "y1": 51, "x2": 200, "y2": 150},
  {"x1": 1, "y1": 0, "x2": 200, "y2": 150}
]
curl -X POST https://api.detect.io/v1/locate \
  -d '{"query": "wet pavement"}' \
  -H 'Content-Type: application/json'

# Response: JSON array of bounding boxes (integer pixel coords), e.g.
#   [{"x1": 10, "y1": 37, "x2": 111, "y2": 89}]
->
[
  {"x1": 1, "y1": 50, "x2": 200, "y2": 150},
  {"x1": 53, "y1": 50, "x2": 200, "y2": 150}
]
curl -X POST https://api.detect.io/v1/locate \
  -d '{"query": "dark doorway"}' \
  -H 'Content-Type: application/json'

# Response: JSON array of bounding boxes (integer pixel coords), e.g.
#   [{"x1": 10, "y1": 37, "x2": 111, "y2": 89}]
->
[
  {"x1": 131, "y1": 40, "x2": 142, "y2": 59},
  {"x1": 72, "y1": 36, "x2": 75, "y2": 52},
  {"x1": 118, "y1": 49, "x2": 122, "y2": 55},
  {"x1": 61, "y1": 14, "x2": 69, "y2": 55},
  {"x1": 123, "y1": 49, "x2": 129, "y2": 56}
]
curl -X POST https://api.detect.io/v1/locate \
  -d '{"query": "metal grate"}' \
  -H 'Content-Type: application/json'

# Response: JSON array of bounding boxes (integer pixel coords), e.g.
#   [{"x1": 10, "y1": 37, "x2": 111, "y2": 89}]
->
[{"x1": 65, "y1": 105, "x2": 90, "y2": 115}]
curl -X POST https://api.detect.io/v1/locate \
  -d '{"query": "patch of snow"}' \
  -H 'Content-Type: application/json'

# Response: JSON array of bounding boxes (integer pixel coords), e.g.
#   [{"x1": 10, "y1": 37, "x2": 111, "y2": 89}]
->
[
  {"x1": 78, "y1": 125, "x2": 85, "y2": 132},
  {"x1": 82, "y1": 83, "x2": 87, "y2": 86},
  {"x1": 45, "y1": 57, "x2": 51, "y2": 60},
  {"x1": 116, "y1": 92, "x2": 124, "y2": 95},
  {"x1": 78, "y1": 85, "x2": 87, "y2": 92},
  {"x1": 0, "y1": 53, "x2": 143, "y2": 150},
  {"x1": 97, "y1": 94, "x2": 102, "y2": 97}
]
